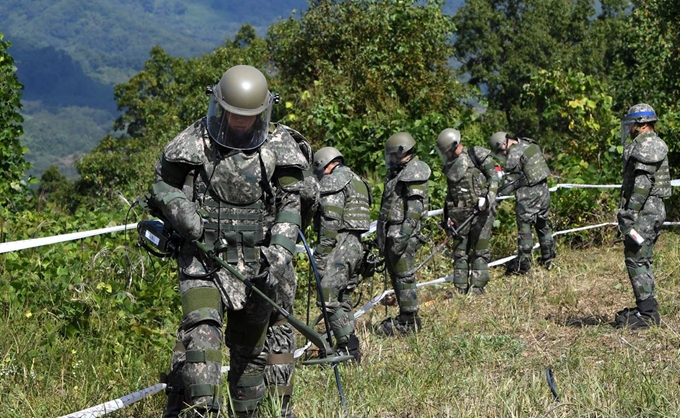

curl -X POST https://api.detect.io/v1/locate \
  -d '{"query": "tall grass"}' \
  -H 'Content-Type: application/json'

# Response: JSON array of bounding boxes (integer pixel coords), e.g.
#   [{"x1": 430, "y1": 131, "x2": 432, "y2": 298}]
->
[{"x1": 1, "y1": 229, "x2": 679, "y2": 417}]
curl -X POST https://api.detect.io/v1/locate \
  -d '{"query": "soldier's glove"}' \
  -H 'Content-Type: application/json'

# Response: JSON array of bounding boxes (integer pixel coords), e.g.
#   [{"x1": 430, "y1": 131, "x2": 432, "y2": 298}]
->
[
  {"x1": 477, "y1": 196, "x2": 488, "y2": 212},
  {"x1": 440, "y1": 218, "x2": 456, "y2": 237},
  {"x1": 616, "y1": 209, "x2": 637, "y2": 235}
]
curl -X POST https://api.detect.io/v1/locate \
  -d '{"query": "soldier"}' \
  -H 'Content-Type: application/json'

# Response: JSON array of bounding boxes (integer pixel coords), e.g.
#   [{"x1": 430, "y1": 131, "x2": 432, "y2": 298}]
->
[
  {"x1": 312, "y1": 147, "x2": 372, "y2": 362},
  {"x1": 614, "y1": 103, "x2": 670, "y2": 330},
  {"x1": 488, "y1": 131, "x2": 556, "y2": 275},
  {"x1": 376, "y1": 132, "x2": 431, "y2": 336},
  {"x1": 437, "y1": 129, "x2": 499, "y2": 295},
  {"x1": 151, "y1": 65, "x2": 307, "y2": 418}
]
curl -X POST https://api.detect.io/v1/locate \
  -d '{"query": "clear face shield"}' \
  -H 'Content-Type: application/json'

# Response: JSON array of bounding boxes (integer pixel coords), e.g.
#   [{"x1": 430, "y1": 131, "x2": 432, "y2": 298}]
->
[
  {"x1": 206, "y1": 91, "x2": 273, "y2": 150},
  {"x1": 490, "y1": 139, "x2": 507, "y2": 164},
  {"x1": 620, "y1": 117, "x2": 637, "y2": 145},
  {"x1": 436, "y1": 144, "x2": 452, "y2": 164}
]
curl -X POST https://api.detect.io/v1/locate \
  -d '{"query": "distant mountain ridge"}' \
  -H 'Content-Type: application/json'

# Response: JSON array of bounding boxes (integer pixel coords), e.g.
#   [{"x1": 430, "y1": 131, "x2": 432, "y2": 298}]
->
[{"x1": 0, "y1": 0, "x2": 463, "y2": 177}]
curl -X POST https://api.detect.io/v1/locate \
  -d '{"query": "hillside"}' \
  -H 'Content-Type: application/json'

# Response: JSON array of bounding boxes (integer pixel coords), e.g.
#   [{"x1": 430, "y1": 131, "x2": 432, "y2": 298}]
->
[
  {"x1": 1, "y1": 0, "x2": 464, "y2": 178},
  {"x1": 1, "y1": 224, "x2": 678, "y2": 417},
  {"x1": 1, "y1": 0, "x2": 309, "y2": 177}
]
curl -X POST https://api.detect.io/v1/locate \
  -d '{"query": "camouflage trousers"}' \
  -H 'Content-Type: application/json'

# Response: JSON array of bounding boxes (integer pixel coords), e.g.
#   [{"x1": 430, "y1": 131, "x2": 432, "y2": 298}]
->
[
  {"x1": 515, "y1": 181, "x2": 555, "y2": 263},
  {"x1": 314, "y1": 231, "x2": 362, "y2": 345},
  {"x1": 623, "y1": 196, "x2": 665, "y2": 303},
  {"x1": 450, "y1": 207, "x2": 496, "y2": 291},
  {"x1": 164, "y1": 245, "x2": 296, "y2": 417},
  {"x1": 385, "y1": 226, "x2": 423, "y2": 315}
]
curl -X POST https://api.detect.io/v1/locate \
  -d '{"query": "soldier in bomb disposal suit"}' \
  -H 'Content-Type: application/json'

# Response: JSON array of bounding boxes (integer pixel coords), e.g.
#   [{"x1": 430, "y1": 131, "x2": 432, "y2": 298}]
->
[
  {"x1": 437, "y1": 128, "x2": 499, "y2": 295},
  {"x1": 376, "y1": 132, "x2": 431, "y2": 336},
  {"x1": 151, "y1": 65, "x2": 307, "y2": 418},
  {"x1": 312, "y1": 146, "x2": 372, "y2": 362},
  {"x1": 614, "y1": 103, "x2": 670, "y2": 330},
  {"x1": 489, "y1": 131, "x2": 556, "y2": 275}
]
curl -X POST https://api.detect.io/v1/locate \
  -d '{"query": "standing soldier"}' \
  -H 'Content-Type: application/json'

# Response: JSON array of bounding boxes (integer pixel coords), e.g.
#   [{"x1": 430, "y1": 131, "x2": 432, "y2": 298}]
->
[
  {"x1": 615, "y1": 103, "x2": 670, "y2": 329},
  {"x1": 437, "y1": 129, "x2": 499, "y2": 295},
  {"x1": 312, "y1": 147, "x2": 372, "y2": 362},
  {"x1": 488, "y1": 131, "x2": 556, "y2": 275},
  {"x1": 376, "y1": 132, "x2": 431, "y2": 336},
  {"x1": 151, "y1": 65, "x2": 307, "y2": 418}
]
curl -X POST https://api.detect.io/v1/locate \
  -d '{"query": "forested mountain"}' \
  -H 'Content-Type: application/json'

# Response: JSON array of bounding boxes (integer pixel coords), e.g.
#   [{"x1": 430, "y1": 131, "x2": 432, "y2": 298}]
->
[{"x1": 0, "y1": 0, "x2": 466, "y2": 177}]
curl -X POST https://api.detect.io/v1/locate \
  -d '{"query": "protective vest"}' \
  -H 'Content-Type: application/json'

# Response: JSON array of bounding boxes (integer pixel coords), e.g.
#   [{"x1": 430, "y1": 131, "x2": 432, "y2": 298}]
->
[
  {"x1": 316, "y1": 166, "x2": 372, "y2": 239},
  {"x1": 621, "y1": 131, "x2": 671, "y2": 205},
  {"x1": 444, "y1": 147, "x2": 489, "y2": 209},
  {"x1": 163, "y1": 121, "x2": 308, "y2": 264},
  {"x1": 377, "y1": 157, "x2": 430, "y2": 248},
  {"x1": 515, "y1": 138, "x2": 550, "y2": 186}
]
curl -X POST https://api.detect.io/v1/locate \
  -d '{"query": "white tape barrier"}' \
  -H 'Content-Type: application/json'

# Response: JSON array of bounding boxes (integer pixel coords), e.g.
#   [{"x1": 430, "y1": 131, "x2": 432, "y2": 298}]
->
[
  {"x1": 3, "y1": 180, "x2": 675, "y2": 256},
  {"x1": 0, "y1": 223, "x2": 138, "y2": 254},
  {"x1": 59, "y1": 383, "x2": 166, "y2": 418}
]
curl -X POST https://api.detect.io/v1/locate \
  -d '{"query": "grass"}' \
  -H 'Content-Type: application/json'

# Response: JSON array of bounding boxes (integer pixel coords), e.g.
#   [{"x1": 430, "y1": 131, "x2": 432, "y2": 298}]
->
[{"x1": 2, "y1": 229, "x2": 680, "y2": 417}]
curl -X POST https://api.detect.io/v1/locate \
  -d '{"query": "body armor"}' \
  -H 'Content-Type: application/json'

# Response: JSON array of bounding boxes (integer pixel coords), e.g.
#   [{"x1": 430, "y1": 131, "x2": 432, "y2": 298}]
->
[
  {"x1": 507, "y1": 138, "x2": 550, "y2": 186},
  {"x1": 621, "y1": 131, "x2": 671, "y2": 206},
  {"x1": 377, "y1": 157, "x2": 430, "y2": 251}
]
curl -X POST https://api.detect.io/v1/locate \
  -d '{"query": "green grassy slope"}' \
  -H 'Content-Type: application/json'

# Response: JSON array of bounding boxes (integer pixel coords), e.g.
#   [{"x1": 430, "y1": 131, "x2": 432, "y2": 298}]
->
[{"x1": 1, "y1": 227, "x2": 678, "y2": 417}]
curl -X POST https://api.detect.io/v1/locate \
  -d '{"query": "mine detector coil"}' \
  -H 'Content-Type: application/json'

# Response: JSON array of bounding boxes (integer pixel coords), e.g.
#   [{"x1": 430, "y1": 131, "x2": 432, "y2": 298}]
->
[{"x1": 135, "y1": 196, "x2": 182, "y2": 259}]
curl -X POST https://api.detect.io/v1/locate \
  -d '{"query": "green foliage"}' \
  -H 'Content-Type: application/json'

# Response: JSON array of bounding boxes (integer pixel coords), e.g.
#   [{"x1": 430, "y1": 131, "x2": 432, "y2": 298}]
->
[
  {"x1": 0, "y1": 34, "x2": 33, "y2": 210},
  {"x1": 269, "y1": 0, "x2": 478, "y2": 176},
  {"x1": 453, "y1": 0, "x2": 628, "y2": 133}
]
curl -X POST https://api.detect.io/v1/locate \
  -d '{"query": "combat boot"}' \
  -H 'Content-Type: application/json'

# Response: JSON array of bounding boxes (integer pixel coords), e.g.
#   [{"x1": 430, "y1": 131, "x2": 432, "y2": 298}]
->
[
  {"x1": 160, "y1": 372, "x2": 186, "y2": 418},
  {"x1": 504, "y1": 257, "x2": 531, "y2": 275},
  {"x1": 469, "y1": 286, "x2": 485, "y2": 295},
  {"x1": 376, "y1": 312, "x2": 421, "y2": 336},
  {"x1": 335, "y1": 333, "x2": 362, "y2": 364},
  {"x1": 614, "y1": 298, "x2": 660, "y2": 330}
]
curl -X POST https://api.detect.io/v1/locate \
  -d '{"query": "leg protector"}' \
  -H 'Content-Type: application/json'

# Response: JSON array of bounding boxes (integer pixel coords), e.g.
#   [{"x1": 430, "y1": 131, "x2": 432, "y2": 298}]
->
[
  {"x1": 179, "y1": 287, "x2": 224, "y2": 412},
  {"x1": 452, "y1": 240, "x2": 469, "y2": 291},
  {"x1": 162, "y1": 341, "x2": 187, "y2": 418},
  {"x1": 265, "y1": 318, "x2": 296, "y2": 418},
  {"x1": 469, "y1": 260, "x2": 489, "y2": 289},
  {"x1": 624, "y1": 240, "x2": 655, "y2": 302}
]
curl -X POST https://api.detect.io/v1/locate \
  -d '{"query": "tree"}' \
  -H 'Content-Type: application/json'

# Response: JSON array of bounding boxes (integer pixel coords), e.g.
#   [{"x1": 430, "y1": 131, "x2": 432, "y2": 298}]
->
[
  {"x1": 268, "y1": 0, "x2": 476, "y2": 174},
  {"x1": 0, "y1": 33, "x2": 32, "y2": 209},
  {"x1": 452, "y1": 0, "x2": 628, "y2": 137}
]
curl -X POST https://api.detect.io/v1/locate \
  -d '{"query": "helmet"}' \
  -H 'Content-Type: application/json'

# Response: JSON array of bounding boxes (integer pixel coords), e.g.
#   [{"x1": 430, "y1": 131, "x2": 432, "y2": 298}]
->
[
  {"x1": 621, "y1": 103, "x2": 658, "y2": 144},
  {"x1": 206, "y1": 65, "x2": 274, "y2": 150},
  {"x1": 436, "y1": 128, "x2": 461, "y2": 163},
  {"x1": 385, "y1": 132, "x2": 416, "y2": 169},
  {"x1": 489, "y1": 131, "x2": 509, "y2": 162},
  {"x1": 313, "y1": 146, "x2": 344, "y2": 177}
]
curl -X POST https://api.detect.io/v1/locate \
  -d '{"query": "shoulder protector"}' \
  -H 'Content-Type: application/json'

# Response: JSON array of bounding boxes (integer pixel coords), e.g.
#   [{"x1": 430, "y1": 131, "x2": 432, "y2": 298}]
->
[
  {"x1": 264, "y1": 124, "x2": 310, "y2": 170},
  {"x1": 398, "y1": 157, "x2": 432, "y2": 183},
  {"x1": 631, "y1": 132, "x2": 668, "y2": 164},
  {"x1": 162, "y1": 119, "x2": 207, "y2": 166},
  {"x1": 279, "y1": 123, "x2": 313, "y2": 164},
  {"x1": 319, "y1": 166, "x2": 353, "y2": 195}
]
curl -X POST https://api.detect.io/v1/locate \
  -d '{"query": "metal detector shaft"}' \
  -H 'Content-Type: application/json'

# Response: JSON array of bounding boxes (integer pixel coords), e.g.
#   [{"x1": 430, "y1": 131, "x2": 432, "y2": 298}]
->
[
  {"x1": 408, "y1": 209, "x2": 478, "y2": 276},
  {"x1": 193, "y1": 241, "x2": 332, "y2": 355}
]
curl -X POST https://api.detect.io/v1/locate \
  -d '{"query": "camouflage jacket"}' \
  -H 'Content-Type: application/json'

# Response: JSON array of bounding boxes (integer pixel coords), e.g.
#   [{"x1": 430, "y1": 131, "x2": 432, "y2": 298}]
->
[
  {"x1": 377, "y1": 156, "x2": 431, "y2": 251},
  {"x1": 620, "y1": 131, "x2": 671, "y2": 212},
  {"x1": 151, "y1": 119, "x2": 308, "y2": 263},
  {"x1": 504, "y1": 138, "x2": 550, "y2": 191},
  {"x1": 443, "y1": 146, "x2": 499, "y2": 210}
]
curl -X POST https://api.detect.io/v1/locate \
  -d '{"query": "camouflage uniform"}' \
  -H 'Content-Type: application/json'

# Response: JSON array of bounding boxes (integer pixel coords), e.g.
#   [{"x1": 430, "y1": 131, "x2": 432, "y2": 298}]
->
[
  {"x1": 152, "y1": 120, "x2": 308, "y2": 417},
  {"x1": 501, "y1": 137, "x2": 555, "y2": 272},
  {"x1": 313, "y1": 164, "x2": 371, "y2": 358},
  {"x1": 377, "y1": 156, "x2": 431, "y2": 332},
  {"x1": 443, "y1": 146, "x2": 499, "y2": 293},
  {"x1": 616, "y1": 130, "x2": 670, "y2": 324}
]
